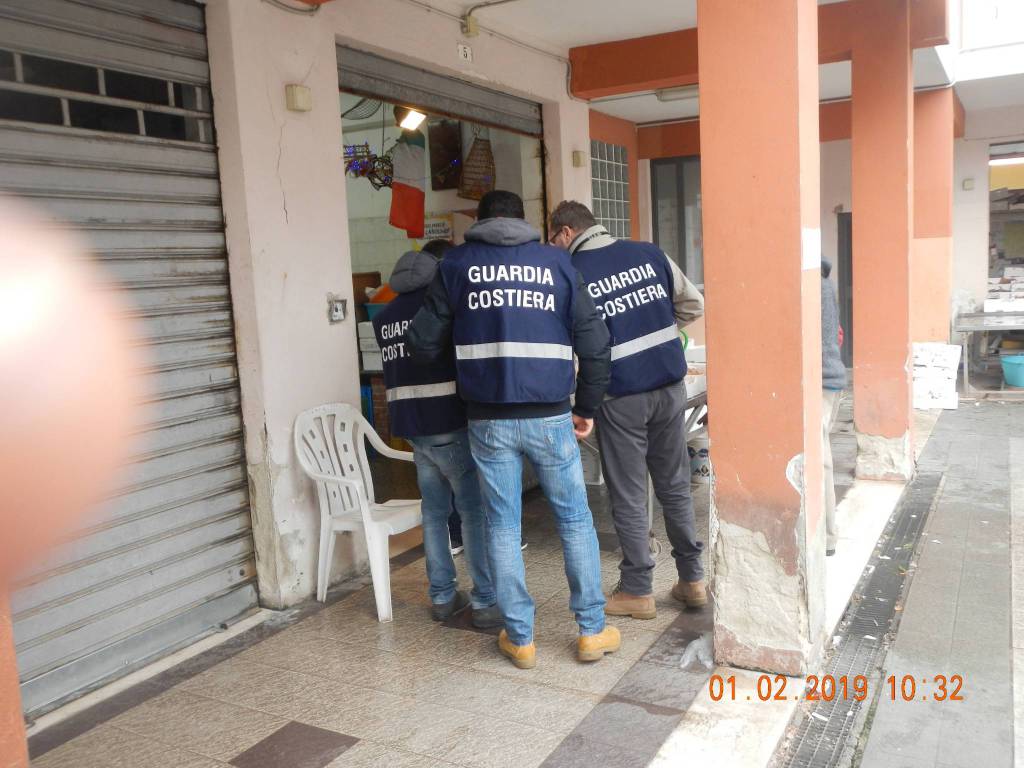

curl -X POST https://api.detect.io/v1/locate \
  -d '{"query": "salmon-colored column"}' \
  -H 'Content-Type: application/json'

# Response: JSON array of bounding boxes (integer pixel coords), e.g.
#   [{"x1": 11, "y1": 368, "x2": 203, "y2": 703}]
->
[
  {"x1": 1, "y1": 593, "x2": 28, "y2": 768},
  {"x1": 699, "y1": 0, "x2": 825, "y2": 674},
  {"x1": 851, "y1": 0, "x2": 915, "y2": 480},
  {"x1": 912, "y1": 89, "x2": 955, "y2": 343}
]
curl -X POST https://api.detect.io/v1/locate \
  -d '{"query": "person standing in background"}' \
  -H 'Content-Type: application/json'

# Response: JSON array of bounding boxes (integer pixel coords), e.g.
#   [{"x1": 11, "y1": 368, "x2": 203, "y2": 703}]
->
[
  {"x1": 371, "y1": 239, "x2": 501, "y2": 627},
  {"x1": 408, "y1": 190, "x2": 619, "y2": 669},
  {"x1": 549, "y1": 201, "x2": 706, "y2": 620},
  {"x1": 821, "y1": 259, "x2": 847, "y2": 556}
]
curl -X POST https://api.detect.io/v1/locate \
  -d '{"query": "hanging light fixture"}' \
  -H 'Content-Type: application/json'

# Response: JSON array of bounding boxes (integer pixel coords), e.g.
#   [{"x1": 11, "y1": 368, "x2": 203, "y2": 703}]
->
[{"x1": 399, "y1": 109, "x2": 427, "y2": 131}]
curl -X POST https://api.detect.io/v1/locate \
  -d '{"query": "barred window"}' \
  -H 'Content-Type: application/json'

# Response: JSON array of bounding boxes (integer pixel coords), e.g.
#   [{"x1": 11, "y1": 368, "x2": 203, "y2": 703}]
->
[
  {"x1": 0, "y1": 48, "x2": 212, "y2": 143},
  {"x1": 590, "y1": 140, "x2": 631, "y2": 238}
]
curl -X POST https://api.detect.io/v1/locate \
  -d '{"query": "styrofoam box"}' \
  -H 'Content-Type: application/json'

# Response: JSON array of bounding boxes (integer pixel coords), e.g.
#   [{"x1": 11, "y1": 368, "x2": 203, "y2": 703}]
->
[
  {"x1": 359, "y1": 337, "x2": 381, "y2": 352},
  {"x1": 362, "y1": 351, "x2": 383, "y2": 371},
  {"x1": 984, "y1": 298, "x2": 1024, "y2": 312},
  {"x1": 357, "y1": 321, "x2": 376, "y2": 339},
  {"x1": 912, "y1": 342, "x2": 961, "y2": 369},
  {"x1": 914, "y1": 392, "x2": 959, "y2": 410}
]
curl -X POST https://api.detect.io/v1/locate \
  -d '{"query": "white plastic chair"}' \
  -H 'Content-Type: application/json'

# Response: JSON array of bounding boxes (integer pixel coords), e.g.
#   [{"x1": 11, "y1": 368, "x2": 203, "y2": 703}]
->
[{"x1": 294, "y1": 403, "x2": 421, "y2": 622}]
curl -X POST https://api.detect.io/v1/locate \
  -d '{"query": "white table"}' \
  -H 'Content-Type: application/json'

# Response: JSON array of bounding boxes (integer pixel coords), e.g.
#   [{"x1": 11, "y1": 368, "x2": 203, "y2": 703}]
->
[{"x1": 953, "y1": 311, "x2": 1024, "y2": 394}]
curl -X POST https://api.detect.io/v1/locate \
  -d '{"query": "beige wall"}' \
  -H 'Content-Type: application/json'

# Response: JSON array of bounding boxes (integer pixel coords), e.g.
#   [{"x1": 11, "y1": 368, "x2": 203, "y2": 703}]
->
[{"x1": 205, "y1": 0, "x2": 592, "y2": 606}]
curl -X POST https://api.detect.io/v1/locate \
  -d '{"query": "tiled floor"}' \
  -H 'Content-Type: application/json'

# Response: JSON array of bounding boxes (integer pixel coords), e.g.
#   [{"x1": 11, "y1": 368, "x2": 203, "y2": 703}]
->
[
  {"x1": 30, "y1": 397, "x2": 868, "y2": 768},
  {"x1": 30, "y1": 459, "x2": 717, "y2": 768}
]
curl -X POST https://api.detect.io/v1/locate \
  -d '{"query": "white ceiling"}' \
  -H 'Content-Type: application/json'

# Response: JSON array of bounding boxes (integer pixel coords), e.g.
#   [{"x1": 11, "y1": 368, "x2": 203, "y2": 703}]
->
[
  {"x1": 591, "y1": 47, "x2": 954, "y2": 125},
  {"x1": 425, "y1": 0, "x2": 849, "y2": 57},
  {"x1": 585, "y1": 93, "x2": 700, "y2": 124},
  {"x1": 957, "y1": 73, "x2": 1024, "y2": 110}
]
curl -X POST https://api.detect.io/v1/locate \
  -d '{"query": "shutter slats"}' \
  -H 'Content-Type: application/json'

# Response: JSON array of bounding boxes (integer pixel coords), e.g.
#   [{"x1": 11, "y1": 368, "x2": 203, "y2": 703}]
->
[{"x1": 3, "y1": 0, "x2": 257, "y2": 717}]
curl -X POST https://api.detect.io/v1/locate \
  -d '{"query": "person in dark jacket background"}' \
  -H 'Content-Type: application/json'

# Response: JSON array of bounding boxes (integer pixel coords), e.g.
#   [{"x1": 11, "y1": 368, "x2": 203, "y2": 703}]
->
[
  {"x1": 371, "y1": 240, "x2": 500, "y2": 627},
  {"x1": 821, "y1": 259, "x2": 847, "y2": 556},
  {"x1": 408, "y1": 190, "x2": 619, "y2": 670},
  {"x1": 550, "y1": 200, "x2": 706, "y2": 620}
]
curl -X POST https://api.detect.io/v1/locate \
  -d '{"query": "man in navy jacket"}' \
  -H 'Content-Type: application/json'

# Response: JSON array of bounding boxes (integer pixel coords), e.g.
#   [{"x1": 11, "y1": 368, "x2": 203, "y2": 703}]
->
[
  {"x1": 408, "y1": 191, "x2": 619, "y2": 670},
  {"x1": 372, "y1": 240, "x2": 499, "y2": 627},
  {"x1": 550, "y1": 201, "x2": 706, "y2": 620}
]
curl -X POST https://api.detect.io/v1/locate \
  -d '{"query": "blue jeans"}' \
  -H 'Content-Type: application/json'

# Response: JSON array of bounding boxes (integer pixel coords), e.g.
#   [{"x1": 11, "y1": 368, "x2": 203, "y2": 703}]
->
[
  {"x1": 468, "y1": 414, "x2": 605, "y2": 645},
  {"x1": 410, "y1": 430, "x2": 495, "y2": 609}
]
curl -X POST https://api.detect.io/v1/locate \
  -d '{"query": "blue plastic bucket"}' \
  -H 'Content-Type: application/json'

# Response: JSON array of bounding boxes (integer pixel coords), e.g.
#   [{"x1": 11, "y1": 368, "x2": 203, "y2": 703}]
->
[{"x1": 1002, "y1": 354, "x2": 1024, "y2": 388}]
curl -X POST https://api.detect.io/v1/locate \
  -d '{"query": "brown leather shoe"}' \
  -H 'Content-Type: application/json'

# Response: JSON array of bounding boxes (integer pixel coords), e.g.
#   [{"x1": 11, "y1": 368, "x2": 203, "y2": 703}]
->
[
  {"x1": 671, "y1": 579, "x2": 708, "y2": 608},
  {"x1": 577, "y1": 626, "x2": 621, "y2": 662},
  {"x1": 497, "y1": 629, "x2": 536, "y2": 669},
  {"x1": 604, "y1": 587, "x2": 657, "y2": 619}
]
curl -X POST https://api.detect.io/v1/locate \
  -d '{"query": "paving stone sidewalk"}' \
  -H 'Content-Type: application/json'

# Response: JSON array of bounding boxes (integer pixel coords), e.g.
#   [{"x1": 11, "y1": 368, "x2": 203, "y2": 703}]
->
[{"x1": 859, "y1": 401, "x2": 1024, "y2": 768}]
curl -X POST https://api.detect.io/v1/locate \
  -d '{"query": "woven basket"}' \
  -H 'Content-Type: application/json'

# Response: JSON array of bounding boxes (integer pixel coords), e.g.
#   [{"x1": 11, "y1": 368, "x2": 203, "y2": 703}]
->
[{"x1": 458, "y1": 137, "x2": 496, "y2": 200}]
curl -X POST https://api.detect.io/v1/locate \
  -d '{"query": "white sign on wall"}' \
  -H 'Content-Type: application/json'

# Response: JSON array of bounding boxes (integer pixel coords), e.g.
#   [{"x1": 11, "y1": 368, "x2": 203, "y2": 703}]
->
[{"x1": 422, "y1": 215, "x2": 454, "y2": 242}]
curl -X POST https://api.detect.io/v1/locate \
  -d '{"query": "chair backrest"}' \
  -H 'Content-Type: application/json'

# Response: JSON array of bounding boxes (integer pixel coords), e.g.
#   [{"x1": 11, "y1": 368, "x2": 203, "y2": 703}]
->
[{"x1": 294, "y1": 403, "x2": 380, "y2": 521}]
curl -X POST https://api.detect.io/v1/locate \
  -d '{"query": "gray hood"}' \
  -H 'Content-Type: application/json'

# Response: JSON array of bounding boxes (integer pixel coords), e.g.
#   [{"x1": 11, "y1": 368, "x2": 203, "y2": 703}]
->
[
  {"x1": 465, "y1": 217, "x2": 541, "y2": 247},
  {"x1": 390, "y1": 250, "x2": 439, "y2": 293}
]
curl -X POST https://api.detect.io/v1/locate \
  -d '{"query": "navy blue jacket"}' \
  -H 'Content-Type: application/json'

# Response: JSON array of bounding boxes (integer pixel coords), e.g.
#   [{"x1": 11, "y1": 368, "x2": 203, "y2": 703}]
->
[
  {"x1": 372, "y1": 260, "x2": 466, "y2": 438},
  {"x1": 407, "y1": 218, "x2": 610, "y2": 419},
  {"x1": 440, "y1": 239, "x2": 577, "y2": 407},
  {"x1": 572, "y1": 239, "x2": 686, "y2": 397}
]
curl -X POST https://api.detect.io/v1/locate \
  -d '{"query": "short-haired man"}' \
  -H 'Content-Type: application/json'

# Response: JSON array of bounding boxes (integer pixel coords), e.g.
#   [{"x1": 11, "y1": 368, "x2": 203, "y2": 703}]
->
[
  {"x1": 371, "y1": 239, "x2": 500, "y2": 627},
  {"x1": 550, "y1": 200, "x2": 706, "y2": 619},
  {"x1": 408, "y1": 190, "x2": 620, "y2": 669}
]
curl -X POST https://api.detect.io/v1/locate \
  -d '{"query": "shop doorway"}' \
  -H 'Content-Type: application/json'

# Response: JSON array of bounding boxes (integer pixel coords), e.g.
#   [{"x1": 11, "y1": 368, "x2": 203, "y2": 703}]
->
[
  {"x1": 838, "y1": 211, "x2": 854, "y2": 368},
  {"x1": 335, "y1": 46, "x2": 545, "y2": 452}
]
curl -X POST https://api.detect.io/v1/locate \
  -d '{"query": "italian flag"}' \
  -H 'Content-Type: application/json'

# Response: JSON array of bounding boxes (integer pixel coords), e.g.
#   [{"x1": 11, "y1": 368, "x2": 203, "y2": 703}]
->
[{"x1": 390, "y1": 129, "x2": 426, "y2": 238}]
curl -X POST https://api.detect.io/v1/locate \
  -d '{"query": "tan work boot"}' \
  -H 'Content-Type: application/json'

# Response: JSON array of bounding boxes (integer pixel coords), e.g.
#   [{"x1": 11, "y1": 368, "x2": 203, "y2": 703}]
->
[
  {"x1": 604, "y1": 587, "x2": 657, "y2": 619},
  {"x1": 498, "y1": 629, "x2": 536, "y2": 669},
  {"x1": 671, "y1": 579, "x2": 708, "y2": 608},
  {"x1": 577, "y1": 626, "x2": 622, "y2": 662}
]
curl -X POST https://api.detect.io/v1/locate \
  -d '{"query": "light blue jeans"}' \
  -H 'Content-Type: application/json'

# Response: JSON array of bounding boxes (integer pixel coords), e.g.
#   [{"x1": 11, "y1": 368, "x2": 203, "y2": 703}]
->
[
  {"x1": 468, "y1": 414, "x2": 605, "y2": 645},
  {"x1": 409, "y1": 430, "x2": 496, "y2": 610}
]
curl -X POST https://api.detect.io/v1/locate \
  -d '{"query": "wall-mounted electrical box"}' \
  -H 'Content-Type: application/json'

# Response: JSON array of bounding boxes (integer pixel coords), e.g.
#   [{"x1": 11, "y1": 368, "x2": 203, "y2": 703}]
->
[{"x1": 285, "y1": 84, "x2": 312, "y2": 112}]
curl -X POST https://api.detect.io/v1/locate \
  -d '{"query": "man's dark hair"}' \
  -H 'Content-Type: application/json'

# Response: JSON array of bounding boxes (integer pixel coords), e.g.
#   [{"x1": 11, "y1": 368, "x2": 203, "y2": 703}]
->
[
  {"x1": 550, "y1": 200, "x2": 597, "y2": 233},
  {"x1": 478, "y1": 190, "x2": 525, "y2": 220},
  {"x1": 421, "y1": 239, "x2": 452, "y2": 258}
]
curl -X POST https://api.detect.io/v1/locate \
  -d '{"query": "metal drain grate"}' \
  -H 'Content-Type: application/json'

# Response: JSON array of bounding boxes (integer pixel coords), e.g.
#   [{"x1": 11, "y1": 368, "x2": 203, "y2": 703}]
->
[{"x1": 777, "y1": 472, "x2": 943, "y2": 768}]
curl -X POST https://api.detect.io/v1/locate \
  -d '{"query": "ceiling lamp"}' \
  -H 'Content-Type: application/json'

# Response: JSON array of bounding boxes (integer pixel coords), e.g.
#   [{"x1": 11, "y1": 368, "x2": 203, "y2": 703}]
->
[
  {"x1": 400, "y1": 109, "x2": 427, "y2": 131},
  {"x1": 656, "y1": 85, "x2": 699, "y2": 102}
]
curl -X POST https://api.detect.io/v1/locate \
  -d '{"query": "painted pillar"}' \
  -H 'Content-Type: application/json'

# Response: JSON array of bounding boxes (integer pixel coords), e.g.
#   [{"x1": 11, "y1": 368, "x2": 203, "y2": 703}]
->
[
  {"x1": 851, "y1": 0, "x2": 915, "y2": 480},
  {"x1": 912, "y1": 89, "x2": 955, "y2": 343},
  {"x1": 205, "y1": 0, "x2": 365, "y2": 607},
  {"x1": 1, "y1": 594, "x2": 28, "y2": 768},
  {"x1": 542, "y1": 99, "x2": 593, "y2": 215},
  {"x1": 699, "y1": 0, "x2": 826, "y2": 674}
]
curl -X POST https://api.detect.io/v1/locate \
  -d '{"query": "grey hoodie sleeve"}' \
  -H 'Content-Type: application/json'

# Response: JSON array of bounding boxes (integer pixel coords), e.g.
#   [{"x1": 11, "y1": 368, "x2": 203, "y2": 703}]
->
[
  {"x1": 666, "y1": 257, "x2": 704, "y2": 327},
  {"x1": 407, "y1": 271, "x2": 453, "y2": 364},
  {"x1": 571, "y1": 271, "x2": 611, "y2": 419}
]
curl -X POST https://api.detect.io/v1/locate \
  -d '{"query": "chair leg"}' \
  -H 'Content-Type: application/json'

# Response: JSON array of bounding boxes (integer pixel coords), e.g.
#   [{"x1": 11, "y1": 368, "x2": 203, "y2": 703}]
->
[
  {"x1": 324, "y1": 526, "x2": 338, "y2": 600},
  {"x1": 317, "y1": 519, "x2": 332, "y2": 603},
  {"x1": 365, "y1": 529, "x2": 393, "y2": 622}
]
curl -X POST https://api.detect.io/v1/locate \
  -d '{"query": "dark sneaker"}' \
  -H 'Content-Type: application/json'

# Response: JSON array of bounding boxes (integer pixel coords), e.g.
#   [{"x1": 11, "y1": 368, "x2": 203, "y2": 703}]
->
[
  {"x1": 471, "y1": 603, "x2": 505, "y2": 629},
  {"x1": 432, "y1": 590, "x2": 470, "y2": 622}
]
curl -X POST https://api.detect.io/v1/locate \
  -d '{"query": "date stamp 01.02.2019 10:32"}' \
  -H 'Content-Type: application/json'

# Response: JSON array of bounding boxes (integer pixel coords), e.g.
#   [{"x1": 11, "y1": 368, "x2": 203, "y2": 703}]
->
[{"x1": 708, "y1": 673, "x2": 965, "y2": 703}]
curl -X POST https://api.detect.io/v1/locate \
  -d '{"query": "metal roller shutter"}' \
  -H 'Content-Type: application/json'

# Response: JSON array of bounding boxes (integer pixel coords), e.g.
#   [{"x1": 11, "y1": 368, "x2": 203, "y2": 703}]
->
[
  {"x1": 337, "y1": 45, "x2": 544, "y2": 137},
  {"x1": 0, "y1": 0, "x2": 258, "y2": 716}
]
